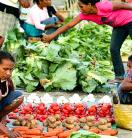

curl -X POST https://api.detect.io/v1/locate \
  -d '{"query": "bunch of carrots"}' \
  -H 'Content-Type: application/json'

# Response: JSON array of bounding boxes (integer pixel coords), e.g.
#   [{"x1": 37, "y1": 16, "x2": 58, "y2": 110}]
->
[{"x1": 0, "y1": 126, "x2": 76, "y2": 138}]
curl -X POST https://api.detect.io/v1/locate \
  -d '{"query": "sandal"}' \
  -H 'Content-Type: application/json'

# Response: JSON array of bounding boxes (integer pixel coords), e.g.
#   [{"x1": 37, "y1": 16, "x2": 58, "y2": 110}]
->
[{"x1": 108, "y1": 78, "x2": 123, "y2": 84}]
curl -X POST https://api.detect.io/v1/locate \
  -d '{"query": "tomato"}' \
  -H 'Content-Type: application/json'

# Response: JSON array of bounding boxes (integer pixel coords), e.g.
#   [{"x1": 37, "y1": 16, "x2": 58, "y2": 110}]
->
[
  {"x1": 38, "y1": 105, "x2": 45, "y2": 111},
  {"x1": 62, "y1": 109, "x2": 69, "y2": 114},
  {"x1": 13, "y1": 109, "x2": 19, "y2": 113},
  {"x1": 52, "y1": 106, "x2": 59, "y2": 111}
]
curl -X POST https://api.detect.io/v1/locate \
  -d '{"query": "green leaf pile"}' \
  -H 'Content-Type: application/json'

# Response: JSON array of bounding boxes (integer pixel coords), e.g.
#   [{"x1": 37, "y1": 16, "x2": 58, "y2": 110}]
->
[
  {"x1": 69, "y1": 130, "x2": 101, "y2": 138},
  {"x1": 3, "y1": 23, "x2": 115, "y2": 93}
]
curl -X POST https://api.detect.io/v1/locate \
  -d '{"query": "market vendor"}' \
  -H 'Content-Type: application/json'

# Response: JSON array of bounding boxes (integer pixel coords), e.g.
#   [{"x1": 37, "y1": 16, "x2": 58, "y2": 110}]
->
[
  {"x1": 43, "y1": 0, "x2": 132, "y2": 83},
  {"x1": 0, "y1": 0, "x2": 31, "y2": 47},
  {"x1": 118, "y1": 55, "x2": 132, "y2": 104},
  {"x1": 21, "y1": 0, "x2": 64, "y2": 39},
  {"x1": 0, "y1": 51, "x2": 24, "y2": 137}
]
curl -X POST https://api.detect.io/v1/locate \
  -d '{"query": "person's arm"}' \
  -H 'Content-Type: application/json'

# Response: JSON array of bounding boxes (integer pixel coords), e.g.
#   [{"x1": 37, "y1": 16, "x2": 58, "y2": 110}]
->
[
  {"x1": 112, "y1": 2, "x2": 132, "y2": 10},
  {"x1": 54, "y1": 12, "x2": 64, "y2": 22},
  {"x1": 121, "y1": 78, "x2": 132, "y2": 91},
  {"x1": 18, "y1": 0, "x2": 30, "y2": 8},
  {"x1": 0, "y1": 122, "x2": 9, "y2": 136},
  {"x1": 43, "y1": 15, "x2": 81, "y2": 42},
  {"x1": 0, "y1": 122, "x2": 21, "y2": 137}
]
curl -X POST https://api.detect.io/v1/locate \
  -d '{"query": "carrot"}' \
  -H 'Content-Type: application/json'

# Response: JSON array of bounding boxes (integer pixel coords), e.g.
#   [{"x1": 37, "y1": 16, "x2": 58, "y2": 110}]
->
[
  {"x1": 44, "y1": 136, "x2": 58, "y2": 138},
  {"x1": 0, "y1": 136, "x2": 4, "y2": 138},
  {"x1": 58, "y1": 130, "x2": 73, "y2": 138},
  {"x1": 48, "y1": 128, "x2": 54, "y2": 132},
  {"x1": 36, "y1": 126, "x2": 43, "y2": 131},
  {"x1": 31, "y1": 136, "x2": 42, "y2": 138},
  {"x1": 102, "y1": 129, "x2": 118, "y2": 136},
  {"x1": 89, "y1": 128, "x2": 100, "y2": 134},
  {"x1": 18, "y1": 131, "x2": 26, "y2": 135},
  {"x1": 53, "y1": 128, "x2": 64, "y2": 132},
  {"x1": 22, "y1": 134, "x2": 41, "y2": 138},
  {"x1": 13, "y1": 126, "x2": 29, "y2": 131},
  {"x1": 99, "y1": 131, "x2": 111, "y2": 136},
  {"x1": 44, "y1": 130, "x2": 61, "y2": 137},
  {"x1": 25, "y1": 129, "x2": 41, "y2": 135}
]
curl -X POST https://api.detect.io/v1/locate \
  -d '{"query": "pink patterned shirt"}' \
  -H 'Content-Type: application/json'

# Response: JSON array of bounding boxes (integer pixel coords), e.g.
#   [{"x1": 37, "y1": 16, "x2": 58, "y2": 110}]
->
[{"x1": 79, "y1": 0, "x2": 132, "y2": 27}]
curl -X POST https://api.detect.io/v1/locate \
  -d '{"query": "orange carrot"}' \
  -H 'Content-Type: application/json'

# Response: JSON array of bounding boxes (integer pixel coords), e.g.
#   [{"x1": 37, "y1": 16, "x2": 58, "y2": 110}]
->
[
  {"x1": 99, "y1": 131, "x2": 111, "y2": 136},
  {"x1": 89, "y1": 128, "x2": 100, "y2": 134},
  {"x1": 58, "y1": 130, "x2": 73, "y2": 138},
  {"x1": 13, "y1": 126, "x2": 29, "y2": 131},
  {"x1": 25, "y1": 129, "x2": 41, "y2": 135},
  {"x1": 48, "y1": 128, "x2": 54, "y2": 132},
  {"x1": 22, "y1": 134, "x2": 41, "y2": 138},
  {"x1": 48, "y1": 128, "x2": 64, "y2": 134},
  {"x1": 44, "y1": 130, "x2": 60, "y2": 137},
  {"x1": 44, "y1": 136, "x2": 58, "y2": 138},
  {"x1": 102, "y1": 129, "x2": 118, "y2": 136}
]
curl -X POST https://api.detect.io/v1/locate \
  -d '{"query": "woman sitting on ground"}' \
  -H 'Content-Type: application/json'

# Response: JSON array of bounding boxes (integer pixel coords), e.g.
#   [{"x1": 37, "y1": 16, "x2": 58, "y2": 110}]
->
[
  {"x1": 0, "y1": 51, "x2": 24, "y2": 137},
  {"x1": 21, "y1": 0, "x2": 64, "y2": 40},
  {"x1": 118, "y1": 55, "x2": 132, "y2": 104}
]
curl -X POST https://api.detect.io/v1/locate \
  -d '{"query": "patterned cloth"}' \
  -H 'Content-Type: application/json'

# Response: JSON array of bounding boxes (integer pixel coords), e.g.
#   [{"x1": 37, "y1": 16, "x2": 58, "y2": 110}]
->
[
  {"x1": 118, "y1": 85, "x2": 132, "y2": 104},
  {"x1": 0, "y1": 90, "x2": 23, "y2": 111},
  {"x1": 0, "y1": 10, "x2": 17, "y2": 37},
  {"x1": 21, "y1": 17, "x2": 58, "y2": 37}
]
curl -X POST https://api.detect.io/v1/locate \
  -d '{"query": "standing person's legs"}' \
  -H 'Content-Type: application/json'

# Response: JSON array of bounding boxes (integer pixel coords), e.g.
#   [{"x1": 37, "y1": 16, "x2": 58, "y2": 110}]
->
[
  {"x1": 0, "y1": 11, "x2": 17, "y2": 48},
  {"x1": 110, "y1": 27, "x2": 128, "y2": 80},
  {"x1": 127, "y1": 22, "x2": 132, "y2": 39}
]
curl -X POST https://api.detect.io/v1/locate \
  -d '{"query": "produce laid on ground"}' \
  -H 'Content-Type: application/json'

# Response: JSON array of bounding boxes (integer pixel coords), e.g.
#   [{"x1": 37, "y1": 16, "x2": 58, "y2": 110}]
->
[
  {"x1": 3, "y1": 23, "x2": 115, "y2": 93},
  {"x1": 9, "y1": 103, "x2": 114, "y2": 122},
  {"x1": 5, "y1": 102, "x2": 118, "y2": 137},
  {"x1": 12, "y1": 114, "x2": 38, "y2": 129},
  {"x1": 3, "y1": 21, "x2": 132, "y2": 93}
]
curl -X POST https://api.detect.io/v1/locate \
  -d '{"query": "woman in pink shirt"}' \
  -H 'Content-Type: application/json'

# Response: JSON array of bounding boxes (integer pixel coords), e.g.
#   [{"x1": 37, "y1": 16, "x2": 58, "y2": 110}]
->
[{"x1": 44, "y1": 0, "x2": 132, "y2": 82}]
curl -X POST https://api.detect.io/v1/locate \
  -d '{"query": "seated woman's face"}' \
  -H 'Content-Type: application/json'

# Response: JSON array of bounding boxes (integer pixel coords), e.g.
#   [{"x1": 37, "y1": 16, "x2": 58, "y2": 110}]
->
[
  {"x1": 47, "y1": 0, "x2": 52, "y2": 6},
  {"x1": 39, "y1": 0, "x2": 50, "y2": 7},
  {"x1": 127, "y1": 60, "x2": 132, "y2": 73}
]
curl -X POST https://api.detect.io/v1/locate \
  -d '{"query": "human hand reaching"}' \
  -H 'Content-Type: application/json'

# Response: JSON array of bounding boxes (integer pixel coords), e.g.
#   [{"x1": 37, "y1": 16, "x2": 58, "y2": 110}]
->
[{"x1": 42, "y1": 34, "x2": 54, "y2": 43}]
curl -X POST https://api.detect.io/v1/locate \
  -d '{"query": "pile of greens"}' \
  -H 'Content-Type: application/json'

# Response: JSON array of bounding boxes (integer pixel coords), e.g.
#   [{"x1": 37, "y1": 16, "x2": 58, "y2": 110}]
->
[
  {"x1": 69, "y1": 130, "x2": 101, "y2": 138},
  {"x1": 3, "y1": 23, "x2": 114, "y2": 93}
]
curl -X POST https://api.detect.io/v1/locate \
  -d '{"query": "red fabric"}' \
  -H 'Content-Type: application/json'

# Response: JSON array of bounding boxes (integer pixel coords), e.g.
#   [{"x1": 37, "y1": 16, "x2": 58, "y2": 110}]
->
[{"x1": 126, "y1": 0, "x2": 132, "y2": 2}]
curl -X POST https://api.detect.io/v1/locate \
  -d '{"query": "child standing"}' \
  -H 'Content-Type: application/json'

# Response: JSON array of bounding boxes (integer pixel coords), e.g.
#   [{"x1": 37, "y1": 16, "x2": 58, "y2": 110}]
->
[{"x1": 118, "y1": 55, "x2": 132, "y2": 104}]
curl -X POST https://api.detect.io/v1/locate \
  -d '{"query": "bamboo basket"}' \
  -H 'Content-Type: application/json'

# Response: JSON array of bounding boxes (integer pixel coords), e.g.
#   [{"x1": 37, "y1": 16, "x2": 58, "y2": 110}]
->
[{"x1": 113, "y1": 103, "x2": 132, "y2": 130}]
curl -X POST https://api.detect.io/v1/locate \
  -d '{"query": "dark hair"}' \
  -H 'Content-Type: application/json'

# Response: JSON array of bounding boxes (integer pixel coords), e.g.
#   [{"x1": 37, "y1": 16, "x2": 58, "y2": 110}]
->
[
  {"x1": 33, "y1": 0, "x2": 39, "y2": 4},
  {"x1": 79, "y1": 0, "x2": 100, "y2": 5},
  {"x1": 128, "y1": 55, "x2": 132, "y2": 62},
  {"x1": 0, "y1": 51, "x2": 15, "y2": 64}
]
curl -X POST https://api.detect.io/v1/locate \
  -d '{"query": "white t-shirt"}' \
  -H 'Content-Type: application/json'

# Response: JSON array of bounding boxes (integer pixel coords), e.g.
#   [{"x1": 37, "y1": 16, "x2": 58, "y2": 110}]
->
[
  {"x1": 0, "y1": 0, "x2": 19, "y2": 8},
  {"x1": 26, "y1": 4, "x2": 50, "y2": 30}
]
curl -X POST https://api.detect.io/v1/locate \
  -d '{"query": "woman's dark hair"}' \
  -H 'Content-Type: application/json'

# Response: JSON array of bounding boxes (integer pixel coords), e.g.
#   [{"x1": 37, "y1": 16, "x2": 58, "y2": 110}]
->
[
  {"x1": 33, "y1": 0, "x2": 39, "y2": 4},
  {"x1": 79, "y1": 0, "x2": 100, "y2": 5},
  {"x1": 128, "y1": 55, "x2": 132, "y2": 62},
  {"x1": 0, "y1": 51, "x2": 15, "y2": 64}
]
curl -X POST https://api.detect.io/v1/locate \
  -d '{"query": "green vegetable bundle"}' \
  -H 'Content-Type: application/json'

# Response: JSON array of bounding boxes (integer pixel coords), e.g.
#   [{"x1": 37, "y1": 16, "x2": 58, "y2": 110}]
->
[
  {"x1": 3, "y1": 23, "x2": 115, "y2": 93},
  {"x1": 69, "y1": 130, "x2": 101, "y2": 138}
]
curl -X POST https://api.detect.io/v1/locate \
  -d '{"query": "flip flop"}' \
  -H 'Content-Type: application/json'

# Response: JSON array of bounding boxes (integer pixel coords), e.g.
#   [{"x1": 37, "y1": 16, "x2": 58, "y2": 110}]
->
[{"x1": 108, "y1": 78, "x2": 123, "y2": 84}]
